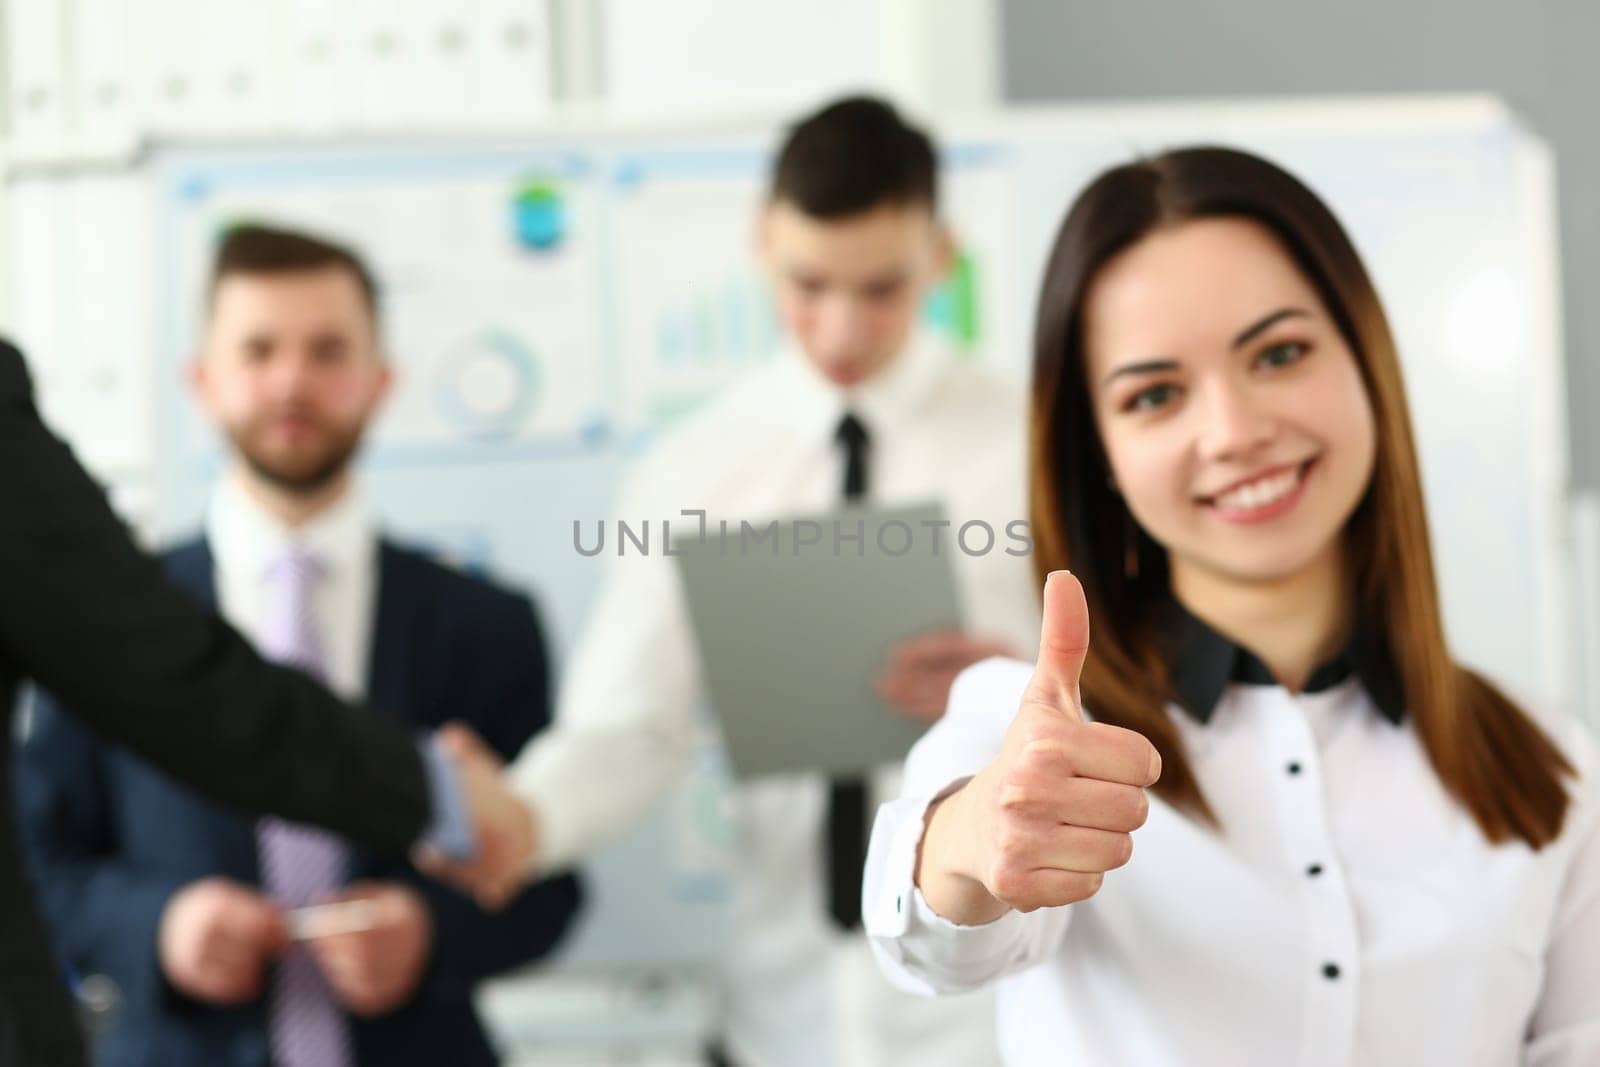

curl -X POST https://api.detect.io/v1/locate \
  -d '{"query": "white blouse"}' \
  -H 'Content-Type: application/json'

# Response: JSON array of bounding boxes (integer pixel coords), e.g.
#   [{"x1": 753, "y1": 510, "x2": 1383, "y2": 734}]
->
[{"x1": 865, "y1": 657, "x2": 1600, "y2": 1066}]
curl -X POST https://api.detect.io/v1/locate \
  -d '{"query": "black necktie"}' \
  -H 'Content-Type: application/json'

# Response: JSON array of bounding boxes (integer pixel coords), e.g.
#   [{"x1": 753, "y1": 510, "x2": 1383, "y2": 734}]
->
[{"x1": 827, "y1": 412, "x2": 870, "y2": 930}]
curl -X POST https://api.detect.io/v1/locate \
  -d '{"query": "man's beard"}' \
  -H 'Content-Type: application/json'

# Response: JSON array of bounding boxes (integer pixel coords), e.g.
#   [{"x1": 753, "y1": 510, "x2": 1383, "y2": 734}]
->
[{"x1": 228, "y1": 416, "x2": 365, "y2": 495}]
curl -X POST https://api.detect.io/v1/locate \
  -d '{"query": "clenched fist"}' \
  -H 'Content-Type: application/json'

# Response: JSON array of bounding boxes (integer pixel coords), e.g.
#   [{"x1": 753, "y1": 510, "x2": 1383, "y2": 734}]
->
[
  {"x1": 916, "y1": 571, "x2": 1162, "y2": 925},
  {"x1": 158, "y1": 877, "x2": 287, "y2": 1004}
]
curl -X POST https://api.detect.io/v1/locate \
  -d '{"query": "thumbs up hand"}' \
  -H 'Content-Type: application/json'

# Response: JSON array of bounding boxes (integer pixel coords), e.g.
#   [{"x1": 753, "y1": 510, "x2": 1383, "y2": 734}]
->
[{"x1": 915, "y1": 571, "x2": 1162, "y2": 925}]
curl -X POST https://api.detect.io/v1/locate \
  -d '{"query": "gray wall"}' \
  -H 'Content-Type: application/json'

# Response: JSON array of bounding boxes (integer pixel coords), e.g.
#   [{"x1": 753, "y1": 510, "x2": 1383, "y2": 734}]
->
[{"x1": 1002, "y1": 0, "x2": 1599, "y2": 489}]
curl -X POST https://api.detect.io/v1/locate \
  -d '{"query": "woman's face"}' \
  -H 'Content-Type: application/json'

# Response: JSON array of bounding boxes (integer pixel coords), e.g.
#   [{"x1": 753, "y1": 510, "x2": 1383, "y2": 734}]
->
[{"x1": 1082, "y1": 217, "x2": 1377, "y2": 590}]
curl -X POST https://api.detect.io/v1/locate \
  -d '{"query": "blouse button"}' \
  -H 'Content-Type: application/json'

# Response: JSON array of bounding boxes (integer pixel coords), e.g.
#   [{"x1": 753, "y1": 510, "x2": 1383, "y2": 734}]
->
[
  {"x1": 1322, "y1": 963, "x2": 1341, "y2": 980},
  {"x1": 1286, "y1": 761, "x2": 1303, "y2": 776}
]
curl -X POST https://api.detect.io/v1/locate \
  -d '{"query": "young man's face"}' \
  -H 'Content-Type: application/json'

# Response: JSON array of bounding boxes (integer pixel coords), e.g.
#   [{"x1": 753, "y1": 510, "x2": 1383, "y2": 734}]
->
[
  {"x1": 760, "y1": 199, "x2": 951, "y2": 388},
  {"x1": 192, "y1": 266, "x2": 392, "y2": 493}
]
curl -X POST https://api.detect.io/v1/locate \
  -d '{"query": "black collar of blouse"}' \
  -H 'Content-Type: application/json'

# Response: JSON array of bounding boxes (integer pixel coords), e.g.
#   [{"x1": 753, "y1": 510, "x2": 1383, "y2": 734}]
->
[{"x1": 1163, "y1": 599, "x2": 1406, "y2": 727}]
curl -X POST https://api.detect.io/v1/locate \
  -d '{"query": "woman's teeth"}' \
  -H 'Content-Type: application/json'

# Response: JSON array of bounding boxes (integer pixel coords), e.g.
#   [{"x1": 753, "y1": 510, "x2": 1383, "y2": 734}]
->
[{"x1": 1213, "y1": 466, "x2": 1303, "y2": 511}]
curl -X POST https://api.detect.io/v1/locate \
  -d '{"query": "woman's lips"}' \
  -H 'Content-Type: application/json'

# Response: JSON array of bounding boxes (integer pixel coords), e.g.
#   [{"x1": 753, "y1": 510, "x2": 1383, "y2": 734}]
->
[{"x1": 1200, "y1": 459, "x2": 1316, "y2": 524}]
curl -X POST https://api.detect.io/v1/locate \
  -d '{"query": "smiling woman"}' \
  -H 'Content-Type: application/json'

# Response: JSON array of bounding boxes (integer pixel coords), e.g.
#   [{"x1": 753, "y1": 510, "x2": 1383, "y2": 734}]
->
[
  {"x1": 863, "y1": 146, "x2": 1598, "y2": 1067},
  {"x1": 1081, "y1": 216, "x2": 1378, "y2": 683},
  {"x1": 1025, "y1": 148, "x2": 1571, "y2": 837}
]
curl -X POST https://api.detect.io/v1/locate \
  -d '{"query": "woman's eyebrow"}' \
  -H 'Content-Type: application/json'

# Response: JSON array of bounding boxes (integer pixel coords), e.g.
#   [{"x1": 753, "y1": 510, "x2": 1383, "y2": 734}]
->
[
  {"x1": 1102, "y1": 358, "x2": 1179, "y2": 387},
  {"x1": 1100, "y1": 306, "x2": 1313, "y2": 386},
  {"x1": 1232, "y1": 307, "x2": 1311, "y2": 349}
]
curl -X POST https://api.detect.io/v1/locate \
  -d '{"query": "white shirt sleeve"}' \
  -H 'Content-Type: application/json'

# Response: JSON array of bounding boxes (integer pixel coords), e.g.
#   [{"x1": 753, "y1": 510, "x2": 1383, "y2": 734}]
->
[
  {"x1": 1526, "y1": 721, "x2": 1600, "y2": 1066},
  {"x1": 864, "y1": 656, "x2": 1075, "y2": 994},
  {"x1": 509, "y1": 462, "x2": 703, "y2": 872}
]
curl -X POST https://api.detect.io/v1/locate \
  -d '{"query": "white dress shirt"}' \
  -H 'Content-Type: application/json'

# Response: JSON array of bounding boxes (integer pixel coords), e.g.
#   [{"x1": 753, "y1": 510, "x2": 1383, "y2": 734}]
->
[
  {"x1": 866, "y1": 654, "x2": 1600, "y2": 1067},
  {"x1": 512, "y1": 334, "x2": 1041, "y2": 1066},
  {"x1": 207, "y1": 473, "x2": 379, "y2": 703}
]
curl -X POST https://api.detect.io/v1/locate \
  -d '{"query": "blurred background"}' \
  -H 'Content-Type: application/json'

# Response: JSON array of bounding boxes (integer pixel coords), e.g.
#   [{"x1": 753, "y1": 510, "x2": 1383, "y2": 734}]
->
[{"x1": 1, "y1": 1, "x2": 1596, "y2": 1063}]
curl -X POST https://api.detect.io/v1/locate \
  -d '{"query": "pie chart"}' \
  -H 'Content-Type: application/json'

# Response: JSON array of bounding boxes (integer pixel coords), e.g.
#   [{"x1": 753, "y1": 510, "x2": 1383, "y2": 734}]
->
[{"x1": 434, "y1": 329, "x2": 540, "y2": 438}]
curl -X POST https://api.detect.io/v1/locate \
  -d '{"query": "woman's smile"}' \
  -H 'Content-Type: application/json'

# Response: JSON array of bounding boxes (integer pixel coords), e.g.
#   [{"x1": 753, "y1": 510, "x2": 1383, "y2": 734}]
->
[{"x1": 1198, "y1": 457, "x2": 1318, "y2": 524}]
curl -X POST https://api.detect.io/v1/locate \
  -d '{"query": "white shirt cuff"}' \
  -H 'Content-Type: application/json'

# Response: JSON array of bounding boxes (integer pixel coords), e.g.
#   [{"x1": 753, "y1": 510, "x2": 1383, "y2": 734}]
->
[
  {"x1": 514, "y1": 761, "x2": 587, "y2": 876},
  {"x1": 864, "y1": 786, "x2": 1038, "y2": 994}
]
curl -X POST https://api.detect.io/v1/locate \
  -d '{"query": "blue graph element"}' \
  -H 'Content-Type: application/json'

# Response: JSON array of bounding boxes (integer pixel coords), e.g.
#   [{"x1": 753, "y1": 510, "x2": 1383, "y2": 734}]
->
[
  {"x1": 511, "y1": 179, "x2": 567, "y2": 251},
  {"x1": 655, "y1": 273, "x2": 778, "y2": 369},
  {"x1": 433, "y1": 329, "x2": 541, "y2": 440}
]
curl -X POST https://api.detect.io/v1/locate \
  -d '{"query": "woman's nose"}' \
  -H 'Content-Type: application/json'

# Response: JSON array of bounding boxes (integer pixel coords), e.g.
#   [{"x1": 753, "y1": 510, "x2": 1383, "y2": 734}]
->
[{"x1": 1196, "y1": 380, "x2": 1274, "y2": 463}]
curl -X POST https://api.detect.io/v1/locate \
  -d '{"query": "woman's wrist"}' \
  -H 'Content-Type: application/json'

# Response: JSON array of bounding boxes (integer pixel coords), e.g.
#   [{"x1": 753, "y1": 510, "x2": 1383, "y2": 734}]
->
[{"x1": 915, "y1": 782, "x2": 1011, "y2": 926}]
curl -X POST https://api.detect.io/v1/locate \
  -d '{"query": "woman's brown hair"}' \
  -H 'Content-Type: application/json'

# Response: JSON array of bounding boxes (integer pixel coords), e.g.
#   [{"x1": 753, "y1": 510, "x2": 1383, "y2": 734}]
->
[{"x1": 1029, "y1": 146, "x2": 1574, "y2": 847}]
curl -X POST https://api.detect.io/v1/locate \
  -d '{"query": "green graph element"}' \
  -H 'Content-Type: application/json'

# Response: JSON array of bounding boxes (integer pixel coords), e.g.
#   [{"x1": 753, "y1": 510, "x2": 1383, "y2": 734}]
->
[
  {"x1": 924, "y1": 247, "x2": 981, "y2": 354},
  {"x1": 511, "y1": 178, "x2": 567, "y2": 250}
]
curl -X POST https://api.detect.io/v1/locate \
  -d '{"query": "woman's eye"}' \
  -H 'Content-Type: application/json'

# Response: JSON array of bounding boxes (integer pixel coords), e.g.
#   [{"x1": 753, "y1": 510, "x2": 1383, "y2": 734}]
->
[
  {"x1": 1257, "y1": 341, "x2": 1309, "y2": 369},
  {"x1": 1126, "y1": 383, "x2": 1179, "y2": 412}
]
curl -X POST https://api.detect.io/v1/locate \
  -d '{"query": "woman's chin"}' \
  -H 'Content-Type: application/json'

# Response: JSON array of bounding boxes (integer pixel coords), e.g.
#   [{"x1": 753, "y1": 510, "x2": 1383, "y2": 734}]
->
[{"x1": 1173, "y1": 544, "x2": 1336, "y2": 590}]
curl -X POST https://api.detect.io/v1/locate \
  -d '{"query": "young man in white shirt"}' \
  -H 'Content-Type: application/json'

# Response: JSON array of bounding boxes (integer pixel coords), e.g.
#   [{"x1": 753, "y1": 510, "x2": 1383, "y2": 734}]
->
[
  {"x1": 433, "y1": 96, "x2": 1040, "y2": 1066},
  {"x1": 17, "y1": 225, "x2": 579, "y2": 1067}
]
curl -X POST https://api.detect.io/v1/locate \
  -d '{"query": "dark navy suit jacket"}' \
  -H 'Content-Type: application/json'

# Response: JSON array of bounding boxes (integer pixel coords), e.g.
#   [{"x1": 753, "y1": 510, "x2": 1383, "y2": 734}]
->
[{"x1": 15, "y1": 536, "x2": 582, "y2": 1067}]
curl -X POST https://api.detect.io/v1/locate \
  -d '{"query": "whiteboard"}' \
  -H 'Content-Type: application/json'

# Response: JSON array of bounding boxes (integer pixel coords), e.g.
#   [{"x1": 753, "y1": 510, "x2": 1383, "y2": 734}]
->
[
  {"x1": 151, "y1": 127, "x2": 1021, "y2": 975},
  {"x1": 142, "y1": 97, "x2": 1574, "y2": 985}
]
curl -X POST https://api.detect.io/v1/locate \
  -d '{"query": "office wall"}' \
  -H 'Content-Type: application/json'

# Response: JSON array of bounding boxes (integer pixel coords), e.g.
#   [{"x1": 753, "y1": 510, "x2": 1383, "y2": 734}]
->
[
  {"x1": 1001, "y1": 0, "x2": 1600, "y2": 491},
  {"x1": 0, "y1": 0, "x2": 998, "y2": 486}
]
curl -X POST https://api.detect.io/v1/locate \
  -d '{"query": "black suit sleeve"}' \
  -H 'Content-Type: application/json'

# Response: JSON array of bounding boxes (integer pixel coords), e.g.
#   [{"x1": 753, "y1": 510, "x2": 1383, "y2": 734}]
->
[
  {"x1": 0, "y1": 341, "x2": 428, "y2": 853},
  {"x1": 401, "y1": 591, "x2": 581, "y2": 995}
]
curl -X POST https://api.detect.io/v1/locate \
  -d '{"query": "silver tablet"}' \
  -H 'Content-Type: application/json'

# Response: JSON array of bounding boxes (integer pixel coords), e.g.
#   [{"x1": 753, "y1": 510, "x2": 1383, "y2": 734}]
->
[{"x1": 674, "y1": 500, "x2": 962, "y2": 778}]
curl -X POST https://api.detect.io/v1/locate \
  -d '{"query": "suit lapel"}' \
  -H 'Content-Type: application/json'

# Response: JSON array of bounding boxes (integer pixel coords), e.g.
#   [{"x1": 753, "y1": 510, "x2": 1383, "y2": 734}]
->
[
  {"x1": 166, "y1": 539, "x2": 430, "y2": 887},
  {"x1": 162, "y1": 539, "x2": 216, "y2": 608},
  {"x1": 164, "y1": 540, "x2": 263, "y2": 885},
  {"x1": 367, "y1": 541, "x2": 423, "y2": 729},
  {"x1": 349, "y1": 541, "x2": 425, "y2": 881}
]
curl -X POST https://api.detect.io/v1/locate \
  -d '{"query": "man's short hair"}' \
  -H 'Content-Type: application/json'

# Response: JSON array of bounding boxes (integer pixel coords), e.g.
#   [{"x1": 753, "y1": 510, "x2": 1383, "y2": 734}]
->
[
  {"x1": 769, "y1": 95, "x2": 938, "y2": 219},
  {"x1": 208, "y1": 223, "x2": 380, "y2": 319}
]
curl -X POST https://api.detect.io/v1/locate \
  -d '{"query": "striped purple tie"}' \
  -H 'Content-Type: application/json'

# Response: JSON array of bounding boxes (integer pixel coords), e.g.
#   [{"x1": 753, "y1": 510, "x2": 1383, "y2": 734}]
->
[{"x1": 255, "y1": 545, "x2": 354, "y2": 1067}]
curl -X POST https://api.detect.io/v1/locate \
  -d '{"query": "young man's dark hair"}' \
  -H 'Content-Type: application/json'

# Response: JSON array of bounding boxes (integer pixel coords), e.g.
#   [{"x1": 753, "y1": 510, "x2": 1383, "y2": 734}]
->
[
  {"x1": 769, "y1": 95, "x2": 939, "y2": 218},
  {"x1": 208, "y1": 223, "x2": 381, "y2": 317}
]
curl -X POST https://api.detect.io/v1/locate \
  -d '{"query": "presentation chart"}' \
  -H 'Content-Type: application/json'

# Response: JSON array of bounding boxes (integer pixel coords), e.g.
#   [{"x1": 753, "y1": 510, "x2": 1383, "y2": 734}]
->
[
  {"x1": 609, "y1": 154, "x2": 780, "y2": 437},
  {"x1": 162, "y1": 141, "x2": 1022, "y2": 463},
  {"x1": 608, "y1": 144, "x2": 1022, "y2": 439},
  {"x1": 934, "y1": 147, "x2": 1024, "y2": 375},
  {"x1": 163, "y1": 155, "x2": 610, "y2": 466}
]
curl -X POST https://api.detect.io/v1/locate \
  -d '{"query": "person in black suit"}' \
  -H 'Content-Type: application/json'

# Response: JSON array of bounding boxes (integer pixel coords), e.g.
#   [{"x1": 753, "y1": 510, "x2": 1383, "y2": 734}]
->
[
  {"x1": 15, "y1": 224, "x2": 579, "y2": 1067},
  {"x1": 0, "y1": 344, "x2": 536, "y2": 1067}
]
